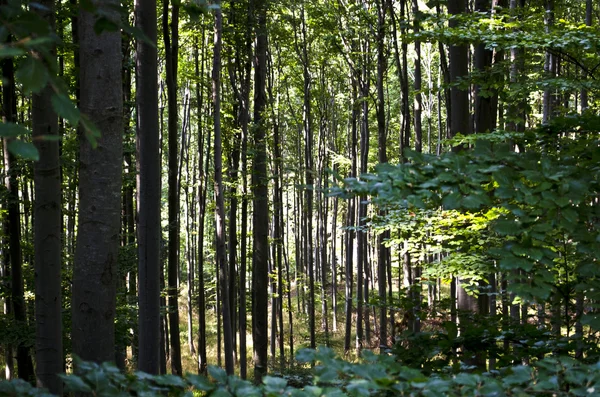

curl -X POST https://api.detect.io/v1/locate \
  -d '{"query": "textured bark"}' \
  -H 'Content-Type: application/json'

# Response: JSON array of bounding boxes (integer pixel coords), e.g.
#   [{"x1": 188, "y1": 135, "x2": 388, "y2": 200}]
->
[
  {"x1": 72, "y1": 0, "x2": 123, "y2": 364},
  {"x1": 135, "y1": 0, "x2": 161, "y2": 374},
  {"x1": 376, "y1": 0, "x2": 388, "y2": 351},
  {"x1": 239, "y1": 4, "x2": 252, "y2": 376},
  {"x1": 252, "y1": 0, "x2": 269, "y2": 382},
  {"x1": 32, "y1": 1, "x2": 63, "y2": 387}
]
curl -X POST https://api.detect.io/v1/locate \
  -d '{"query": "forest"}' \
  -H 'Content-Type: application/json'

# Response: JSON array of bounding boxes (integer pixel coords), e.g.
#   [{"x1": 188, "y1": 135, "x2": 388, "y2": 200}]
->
[{"x1": 1, "y1": 0, "x2": 600, "y2": 395}]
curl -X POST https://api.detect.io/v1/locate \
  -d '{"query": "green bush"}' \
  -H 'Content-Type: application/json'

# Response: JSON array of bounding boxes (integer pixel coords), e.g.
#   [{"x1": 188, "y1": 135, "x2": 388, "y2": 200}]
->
[{"x1": 3, "y1": 348, "x2": 600, "y2": 396}]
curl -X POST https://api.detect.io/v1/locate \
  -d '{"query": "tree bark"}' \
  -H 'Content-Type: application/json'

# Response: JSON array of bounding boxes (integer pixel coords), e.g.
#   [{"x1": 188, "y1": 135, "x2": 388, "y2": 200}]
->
[
  {"x1": 252, "y1": 0, "x2": 269, "y2": 382},
  {"x1": 162, "y1": 0, "x2": 182, "y2": 376},
  {"x1": 212, "y1": 3, "x2": 235, "y2": 375},
  {"x1": 72, "y1": 0, "x2": 123, "y2": 365},
  {"x1": 135, "y1": 0, "x2": 161, "y2": 374},
  {"x1": 32, "y1": 0, "x2": 62, "y2": 390}
]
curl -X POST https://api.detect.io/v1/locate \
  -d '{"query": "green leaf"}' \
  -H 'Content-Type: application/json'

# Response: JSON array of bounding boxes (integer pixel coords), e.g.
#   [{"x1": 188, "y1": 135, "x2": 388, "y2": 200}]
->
[
  {"x1": 0, "y1": 123, "x2": 30, "y2": 138},
  {"x1": 60, "y1": 374, "x2": 93, "y2": 393},
  {"x1": 499, "y1": 256, "x2": 533, "y2": 271},
  {"x1": 502, "y1": 365, "x2": 532, "y2": 385},
  {"x1": 51, "y1": 93, "x2": 80, "y2": 126},
  {"x1": 0, "y1": 46, "x2": 25, "y2": 58},
  {"x1": 208, "y1": 365, "x2": 228, "y2": 384},
  {"x1": 16, "y1": 57, "x2": 48, "y2": 94},
  {"x1": 494, "y1": 219, "x2": 520, "y2": 236},
  {"x1": 154, "y1": 374, "x2": 187, "y2": 388},
  {"x1": 8, "y1": 140, "x2": 39, "y2": 161},
  {"x1": 185, "y1": 374, "x2": 214, "y2": 392},
  {"x1": 442, "y1": 192, "x2": 461, "y2": 209}
]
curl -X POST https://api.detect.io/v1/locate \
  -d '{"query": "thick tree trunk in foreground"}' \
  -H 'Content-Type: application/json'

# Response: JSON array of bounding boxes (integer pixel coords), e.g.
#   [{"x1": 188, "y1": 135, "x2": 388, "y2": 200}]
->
[
  {"x1": 135, "y1": 0, "x2": 161, "y2": 374},
  {"x1": 72, "y1": 0, "x2": 123, "y2": 364}
]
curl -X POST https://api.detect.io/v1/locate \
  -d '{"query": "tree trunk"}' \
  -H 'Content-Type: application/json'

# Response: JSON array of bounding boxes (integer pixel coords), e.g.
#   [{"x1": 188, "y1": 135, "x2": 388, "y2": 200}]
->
[
  {"x1": 162, "y1": 0, "x2": 182, "y2": 376},
  {"x1": 32, "y1": 0, "x2": 62, "y2": 390},
  {"x1": 135, "y1": 0, "x2": 161, "y2": 374},
  {"x1": 376, "y1": 0, "x2": 388, "y2": 351},
  {"x1": 252, "y1": 0, "x2": 269, "y2": 382},
  {"x1": 212, "y1": 3, "x2": 234, "y2": 375},
  {"x1": 72, "y1": 0, "x2": 123, "y2": 365}
]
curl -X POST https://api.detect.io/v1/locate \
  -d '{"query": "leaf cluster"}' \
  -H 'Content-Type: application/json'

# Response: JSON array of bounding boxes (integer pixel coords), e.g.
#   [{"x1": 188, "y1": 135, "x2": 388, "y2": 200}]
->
[{"x1": 6, "y1": 349, "x2": 600, "y2": 396}]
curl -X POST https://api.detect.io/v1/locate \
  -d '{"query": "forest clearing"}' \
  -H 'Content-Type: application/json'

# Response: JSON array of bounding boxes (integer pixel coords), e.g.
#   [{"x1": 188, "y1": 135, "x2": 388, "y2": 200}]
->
[{"x1": 1, "y1": 0, "x2": 600, "y2": 395}]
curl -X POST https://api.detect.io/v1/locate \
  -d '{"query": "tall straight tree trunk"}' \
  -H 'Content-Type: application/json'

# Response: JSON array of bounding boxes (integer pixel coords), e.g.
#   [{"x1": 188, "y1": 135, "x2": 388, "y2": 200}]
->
[
  {"x1": 212, "y1": 3, "x2": 234, "y2": 375},
  {"x1": 239, "y1": 1, "x2": 252, "y2": 377},
  {"x1": 344, "y1": 72, "x2": 358, "y2": 354},
  {"x1": 32, "y1": 0, "x2": 62, "y2": 390},
  {"x1": 135, "y1": 0, "x2": 161, "y2": 374},
  {"x1": 252, "y1": 0, "x2": 269, "y2": 382},
  {"x1": 194, "y1": 29, "x2": 209, "y2": 375},
  {"x1": 162, "y1": 0, "x2": 182, "y2": 376},
  {"x1": 299, "y1": 4, "x2": 316, "y2": 351},
  {"x1": 357, "y1": 47, "x2": 370, "y2": 351},
  {"x1": 376, "y1": 0, "x2": 388, "y2": 351},
  {"x1": 72, "y1": 0, "x2": 123, "y2": 365}
]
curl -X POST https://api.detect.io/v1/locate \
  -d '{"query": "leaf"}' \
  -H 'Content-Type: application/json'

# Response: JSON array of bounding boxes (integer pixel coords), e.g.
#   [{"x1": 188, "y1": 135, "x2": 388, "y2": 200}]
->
[
  {"x1": 494, "y1": 219, "x2": 520, "y2": 236},
  {"x1": 499, "y1": 256, "x2": 533, "y2": 271},
  {"x1": 154, "y1": 374, "x2": 187, "y2": 388},
  {"x1": 502, "y1": 365, "x2": 532, "y2": 385},
  {"x1": 8, "y1": 140, "x2": 39, "y2": 161},
  {"x1": 442, "y1": 192, "x2": 461, "y2": 209},
  {"x1": 208, "y1": 365, "x2": 228, "y2": 384},
  {"x1": 16, "y1": 57, "x2": 48, "y2": 94},
  {"x1": 0, "y1": 46, "x2": 25, "y2": 58},
  {"x1": 60, "y1": 374, "x2": 93, "y2": 393},
  {"x1": 263, "y1": 376, "x2": 287, "y2": 389},
  {"x1": 185, "y1": 374, "x2": 214, "y2": 392},
  {"x1": 51, "y1": 93, "x2": 80, "y2": 126},
  {"x1": 0, "y1": 123, "x2": 30, "y2": 138},
  {"x1": 581, "y1": 314, "x2": 600, "y2": 331}
]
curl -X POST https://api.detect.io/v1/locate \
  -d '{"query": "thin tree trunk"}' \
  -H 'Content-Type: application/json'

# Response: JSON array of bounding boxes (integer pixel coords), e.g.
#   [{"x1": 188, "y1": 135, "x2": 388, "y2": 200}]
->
[
  {"x1": 162, "y1": 0, "x2": 182, "y2": 376},
  {"x1": 212, "y1": 3, "x2": 234, "y2": 374},
  {"x1": 376, "y1": 0, "x2": 388, "y2": 351},
  {"x1": 252, "y1": 0, "x2": 269, "y2": 382},
  {"x1": 195, "y1": 28, "x2": 210, "y2": 375}
]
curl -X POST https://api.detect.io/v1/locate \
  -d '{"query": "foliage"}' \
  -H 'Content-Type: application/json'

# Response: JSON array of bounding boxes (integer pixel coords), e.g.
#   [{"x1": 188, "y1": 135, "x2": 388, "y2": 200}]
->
[
  {"x1": 5, "y1": 348, "x2": 600, "y2": 396},
  {"x1": 334, "y1": 114, "x2": 600, "y2": 320}
]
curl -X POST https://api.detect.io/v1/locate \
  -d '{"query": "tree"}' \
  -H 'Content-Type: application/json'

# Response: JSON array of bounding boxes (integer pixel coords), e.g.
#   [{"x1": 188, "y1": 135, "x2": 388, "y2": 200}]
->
[
  {"x1": 162, "y1": 0, "x2": 183, "y2": 376},
  {"x1": 251, "y1": 0, "x2": 269, "y2": 382},
  {"x1": 212, "y1": 0, "x2": 234, "y2": 375},
  {"x1": 71, "y1": 0, "x2": 123, "y2": 365},
  {"x1": 32, "y1": 0, "x2": 62, "y2": 390},
  {"x1": 135, "y1": 0, "x2": 161, "y2": 375}
]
